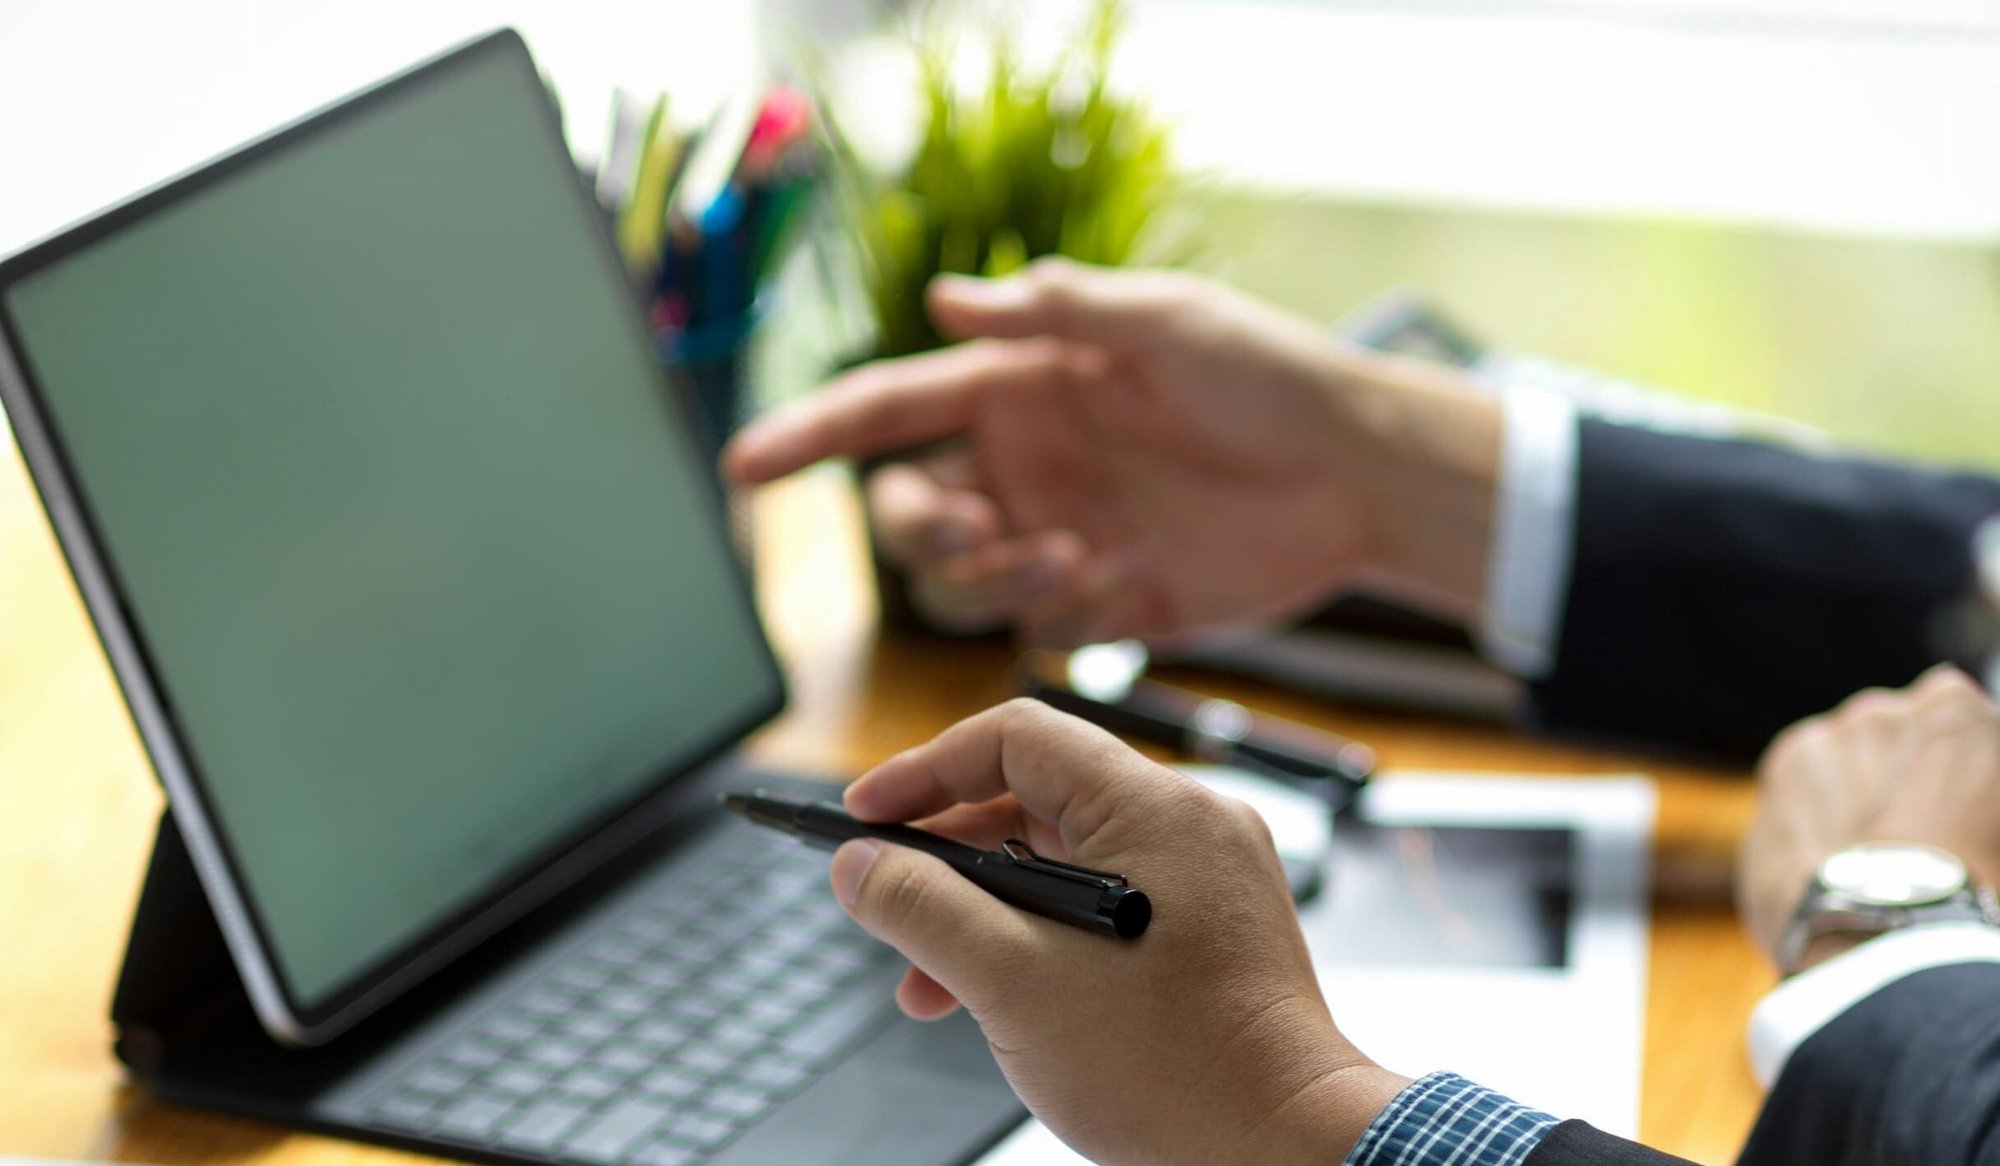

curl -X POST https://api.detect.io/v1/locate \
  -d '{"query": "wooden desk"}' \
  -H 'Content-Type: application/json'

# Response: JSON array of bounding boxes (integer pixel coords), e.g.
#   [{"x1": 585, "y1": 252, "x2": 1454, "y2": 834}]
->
[{"x1": 0, "y1": 449, "x2": 1768, "y2": 1165}]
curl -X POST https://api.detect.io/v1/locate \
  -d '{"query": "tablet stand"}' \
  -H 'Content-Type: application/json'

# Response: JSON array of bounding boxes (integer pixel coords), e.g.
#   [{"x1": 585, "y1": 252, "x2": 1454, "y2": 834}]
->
[
  {"x1": 111, "y1": 812, "x2": 243, "y2": 1073},
  {"x1": 108, "y1": 813, "x2": 346, "y2": 1106}
]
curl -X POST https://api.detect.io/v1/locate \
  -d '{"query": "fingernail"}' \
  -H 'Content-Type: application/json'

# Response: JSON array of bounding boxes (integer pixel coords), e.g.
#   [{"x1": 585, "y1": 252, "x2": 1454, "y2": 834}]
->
[
  {"x1": 933, "y1": 273, "x2": 1026, "y2": 309},
  {"x1": 932, "y1": 522, "x2": 973, "y2": 555},
  {"x1": 830, "y1": 839, "x2": 883, "y2": 909},
  {"x1": 1024, "y1": 554, "x2": 1067, "y2": 595}
]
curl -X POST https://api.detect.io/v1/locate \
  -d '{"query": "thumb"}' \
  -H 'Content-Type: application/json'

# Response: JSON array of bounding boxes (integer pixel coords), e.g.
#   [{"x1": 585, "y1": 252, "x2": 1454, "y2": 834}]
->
[
  {"x1": 927, "y1": 258, "x2": 1187, "y2": 352},
  {"x1": 829, "y1": 838, "x2": 1041, "y2": 1017}
]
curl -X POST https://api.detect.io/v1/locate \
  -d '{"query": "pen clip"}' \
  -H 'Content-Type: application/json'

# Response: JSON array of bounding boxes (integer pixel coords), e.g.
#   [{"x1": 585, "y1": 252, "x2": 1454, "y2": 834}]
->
[{"x1": 1001, "y1": 839, "x2": 1128, "y2": 889}]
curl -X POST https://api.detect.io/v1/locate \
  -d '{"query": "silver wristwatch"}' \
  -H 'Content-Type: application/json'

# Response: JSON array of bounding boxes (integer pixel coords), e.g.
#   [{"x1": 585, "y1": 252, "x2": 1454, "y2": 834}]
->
[{"x1": 1779, "y1": 841, "x2": 2000, "y2": 975}]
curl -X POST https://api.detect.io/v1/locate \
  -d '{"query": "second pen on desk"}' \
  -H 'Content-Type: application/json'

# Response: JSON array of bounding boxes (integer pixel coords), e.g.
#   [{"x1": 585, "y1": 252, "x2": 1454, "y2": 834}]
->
[
  {"x1": 723, "y1": 790, "x2": 1152, "y2": 939},
  {"x1": 1016, "y1": 643, "x2": 1376, "y2": 806}
]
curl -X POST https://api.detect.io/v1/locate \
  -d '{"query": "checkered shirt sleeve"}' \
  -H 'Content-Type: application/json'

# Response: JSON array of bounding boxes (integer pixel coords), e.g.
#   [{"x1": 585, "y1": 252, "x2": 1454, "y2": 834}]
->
[{"x1": 1345, "y1": 1072, "x2": 1560, "y2": 1166}]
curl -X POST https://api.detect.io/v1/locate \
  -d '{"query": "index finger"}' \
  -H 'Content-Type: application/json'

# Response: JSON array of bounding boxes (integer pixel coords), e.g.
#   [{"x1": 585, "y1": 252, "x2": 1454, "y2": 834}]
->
[
  {"x1": 722, "y1": 337, "x2": 1084, "y2": 485},
  {"x1": 843, "y1": 698, "x2": 1197, "y2": 865}
]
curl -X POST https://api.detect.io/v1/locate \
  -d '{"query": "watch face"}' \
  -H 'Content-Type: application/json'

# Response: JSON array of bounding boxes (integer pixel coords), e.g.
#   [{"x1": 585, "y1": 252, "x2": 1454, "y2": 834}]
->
[{"x1": 1819, "y1": 842, "x2": 1969, "y2": 907}]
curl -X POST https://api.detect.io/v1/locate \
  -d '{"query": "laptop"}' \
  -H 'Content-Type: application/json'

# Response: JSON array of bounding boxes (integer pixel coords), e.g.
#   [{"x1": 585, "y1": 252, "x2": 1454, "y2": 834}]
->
[{"x1": 0, "y1": 29, "x2": 1023, "y2": 1166}]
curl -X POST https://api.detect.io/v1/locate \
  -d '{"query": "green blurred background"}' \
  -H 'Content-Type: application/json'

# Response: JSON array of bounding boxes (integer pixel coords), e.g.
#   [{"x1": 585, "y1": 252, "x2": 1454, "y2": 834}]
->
[{"x1": 1193, "y1": 192, "x2": 2000, "y2": 472}]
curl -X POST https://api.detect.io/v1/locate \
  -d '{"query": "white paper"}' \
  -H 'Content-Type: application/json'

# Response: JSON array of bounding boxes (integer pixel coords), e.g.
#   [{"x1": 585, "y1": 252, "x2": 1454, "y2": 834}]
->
[{"x1": 975, "y1": 770, "x2": 1655, "y2": 1165}]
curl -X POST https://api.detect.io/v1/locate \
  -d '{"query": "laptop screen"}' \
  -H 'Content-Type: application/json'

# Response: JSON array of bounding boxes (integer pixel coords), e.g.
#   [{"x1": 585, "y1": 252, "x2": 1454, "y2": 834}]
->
[{"x1": 0, "y1": 36, "x2": 780, "y2": 1031}]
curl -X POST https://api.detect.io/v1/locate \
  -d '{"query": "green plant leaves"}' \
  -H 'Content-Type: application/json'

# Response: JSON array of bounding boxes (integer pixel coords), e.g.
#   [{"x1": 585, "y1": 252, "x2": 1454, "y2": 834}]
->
[{"x1": 834, "y1": 0, "x2": 1175, "y2": 357}]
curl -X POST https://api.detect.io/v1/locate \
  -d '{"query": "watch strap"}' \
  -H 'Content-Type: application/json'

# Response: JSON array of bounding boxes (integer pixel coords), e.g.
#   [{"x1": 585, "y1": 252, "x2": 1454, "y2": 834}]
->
[{"x1": 1780, "y1": 882, "x2": 2000, "y2": 976}]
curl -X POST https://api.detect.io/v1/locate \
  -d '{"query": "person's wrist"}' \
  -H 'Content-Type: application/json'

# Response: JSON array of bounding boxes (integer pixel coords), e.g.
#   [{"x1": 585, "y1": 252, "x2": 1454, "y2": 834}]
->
[
  {"x1": 1322, "y1": 346, "x2": 1502, "y2": 623},
  {"x1": 1250, "y1": 1040, "x2": 1412, "y2": 1165}
]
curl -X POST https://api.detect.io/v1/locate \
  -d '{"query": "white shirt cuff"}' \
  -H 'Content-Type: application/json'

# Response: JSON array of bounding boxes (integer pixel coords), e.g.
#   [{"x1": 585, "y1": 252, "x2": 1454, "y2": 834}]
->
[
  {"x1": 1478, "y1": 385, "x2": 1579, "y2": 680},
  {"x1": 1747, "y1": 922, "x2": 2000, "y2": 1087}
]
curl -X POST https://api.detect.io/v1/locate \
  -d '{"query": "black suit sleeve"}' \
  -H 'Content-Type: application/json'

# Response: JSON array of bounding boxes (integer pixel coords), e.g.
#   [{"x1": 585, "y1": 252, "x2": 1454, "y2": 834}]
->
[
  {"x1": 1523, "y1": 1121, "x2": 1694, "y2": 1165},
  {"x1": 1525, "y1": 964, "x2": 2000, "y2": 1166},
  {"x1": 1737, "y1": 962, "x2": 2000, "y2": 1165},
  {"x1": 1527, "y1": 421, "x2": 2000, "y2": 760}
]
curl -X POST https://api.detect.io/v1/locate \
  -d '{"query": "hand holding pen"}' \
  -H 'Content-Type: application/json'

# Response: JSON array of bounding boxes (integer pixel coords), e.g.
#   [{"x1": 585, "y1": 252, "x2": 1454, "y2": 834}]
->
[{"x1": 773, "y1": 698, "x2": 1410, "y2": 1165}]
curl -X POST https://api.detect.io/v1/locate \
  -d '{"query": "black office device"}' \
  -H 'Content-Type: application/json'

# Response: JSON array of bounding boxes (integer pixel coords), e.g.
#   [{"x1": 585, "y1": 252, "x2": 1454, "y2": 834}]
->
[{"x1": 0, "y1": 30, "x2": 1021, "y2": 1165}]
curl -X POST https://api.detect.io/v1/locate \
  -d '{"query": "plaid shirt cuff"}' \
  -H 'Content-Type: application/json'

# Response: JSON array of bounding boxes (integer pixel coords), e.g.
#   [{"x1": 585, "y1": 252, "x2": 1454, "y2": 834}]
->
[{"x1": 1345, "y1": 1072, "x2": 1560, "y2": 1166}]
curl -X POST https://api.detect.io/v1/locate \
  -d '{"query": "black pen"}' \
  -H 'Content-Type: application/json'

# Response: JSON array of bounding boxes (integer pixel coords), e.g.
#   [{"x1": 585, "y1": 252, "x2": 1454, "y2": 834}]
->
[
  {"x1": 1016, "y1": 647, "x2": 1376, "y2": 796},
  {"x1": 722, "y1": 790, "x2": 1152, "y2": 939}
]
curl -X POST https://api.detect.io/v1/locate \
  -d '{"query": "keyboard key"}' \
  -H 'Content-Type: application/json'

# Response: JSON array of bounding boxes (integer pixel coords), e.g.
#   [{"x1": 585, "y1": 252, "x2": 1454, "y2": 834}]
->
[
  {"x1": 735, "y1": 952, "x2": 789, "y2": 979},
  {"x1": 707, "y1": 977, "x2": 760, "y2": 1005},
  {"x1": 670, "y1": 933, "x2": 728, "y2": 962},
  {"x1": 599, "y1": 1044, "x2": 661, "y2": 1076},
  {"x1": 699, "y1": 913, "x2": 763, "y2": 943},
  {"x1": 443, "y1": 1038, "x2": 508, "y2": 1071},
  {"x1": 651, "y1": 893, "x2": 707, "y2": 917},
  {"x1": 743, "y1": 998, "x2": 805, "y2": 1027},
  {"x1": 663, "y1": 1112, "x2": 735, "y2": 1150},
  {"x1": 629, "y1": 1018, "x2": 693, "y2": 1047},
  {"x1": 816, "y1": 944, "x2": 875, "y2": 972},
  {"x1": 758, "y1": 870, "x2": 818, "y2": 896},
  {"x1": 621, "y1": 916, "x2": 677, "y2": 943},
  {"x1": 561, "y1": 1099, "x2": 679, "y2": 1165},
  {"x1": 759, "y1": 932, "x2": 819, "y2": 960},
  {"x1": 707, "y1": 1021, "x2": 768, "y2": 1051},
  {"x1": 497, "y1": 1098, "x2": 593, "y2": 1153},
  {"x1": 516, "y1": 987, "x2": 583, "y2": 1017},
  {"x1": 653, "y1": 947, "x2": 711, "y2": 973},
  {"x1": 796, "y1": 895, "x2": 848, "y2": 922},
  {"x1": 703, "y1": 1086, "x2": 770, "y2": 1121},
  {"x1": 555, "y1": 1066, "x2": 624, "y2": 1103},
  {"x1": 589, "y1": 940, "x2": 649, "y2": 967},
  {"x1": 485, "y1": 1012, "x2": 544, "y2": 1043},
  {"x1": 776, "y1": 967, "x2": 841, "y2": 995},
  {"x1": 637, "y1": 1067, "x2": 705, "y2": 1101},
  {"x1": 404, "y1": 1064, "x2": 474, "y2": 1098},
  {"x1": 433, "y1": 1094, "x2": 517, "y2": 1141},
  {"x1": 600, "y1": 988, "x2": 655, "y2": 1015},
  {"x1": 668, "y1": 995, "x2": 730, "y2": 1024},
  {"x1": 687, "y1": 868, "x2": 750, "y2": 894},
  {"x1": 736, "y1": 1058, "x2": 810, "y2": 1094},
  {"x1": 486, "y1": 1064, "x2": 554, "y2": 1096},
  {"x1": 780, "y1": 987, "x2": 890, "y2": 1064},
  {"x1": 559, "y1": 1013, "x2": 623, "y2": 1043},
  {"x1": 676, "y1": 1045, "x2": 738, "y2": 1077},
  {"x1": 626, "y1": 1141, "x2": 701, "y2": 1166},
  {"x1": 371, "y1": 1091, "x2": 440, "y2": 1130},
  {"x1": 524, "y1": 1039, "x2": 593, "y2": 1071},
  {"x1": 629, "y1": 963, "x2": 692, "y2": 991},
  {"x1": 553, "y1": 963, "x2": 616, "y2": 992}
]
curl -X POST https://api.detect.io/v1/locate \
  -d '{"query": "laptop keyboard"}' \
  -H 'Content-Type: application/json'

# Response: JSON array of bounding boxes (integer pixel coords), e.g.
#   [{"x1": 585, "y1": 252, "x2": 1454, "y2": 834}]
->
[{"x1": 363, "y1": 838, "x2": 900, "y2": 1165}]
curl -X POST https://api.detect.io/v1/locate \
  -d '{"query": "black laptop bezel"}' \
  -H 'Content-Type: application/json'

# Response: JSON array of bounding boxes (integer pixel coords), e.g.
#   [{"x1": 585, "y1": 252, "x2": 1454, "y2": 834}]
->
[{"x1": 0, "y1": 28, "x2": 787, "y2": 1045}]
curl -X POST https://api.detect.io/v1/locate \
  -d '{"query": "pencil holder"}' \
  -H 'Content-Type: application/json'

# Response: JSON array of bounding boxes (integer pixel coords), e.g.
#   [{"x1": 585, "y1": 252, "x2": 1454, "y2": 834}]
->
[
  {"x1": 658, "y1": 305, "x2": 763, "y2": 567},
  {"x1": 658, "y1": 306, "x2": 760, "y2": 472}
]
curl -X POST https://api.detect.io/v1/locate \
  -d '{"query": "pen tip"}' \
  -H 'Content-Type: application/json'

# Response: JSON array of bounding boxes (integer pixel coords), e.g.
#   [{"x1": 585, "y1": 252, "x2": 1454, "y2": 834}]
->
[{"x1": 721, "y1": 792, "x2": 749, "y2": 814}]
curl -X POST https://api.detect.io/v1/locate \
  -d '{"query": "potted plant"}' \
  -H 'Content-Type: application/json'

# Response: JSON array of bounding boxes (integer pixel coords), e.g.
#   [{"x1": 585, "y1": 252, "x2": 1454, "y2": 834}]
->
[{"x1": 829, "y1": 0, "x2": 1180, "y2": 360}]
